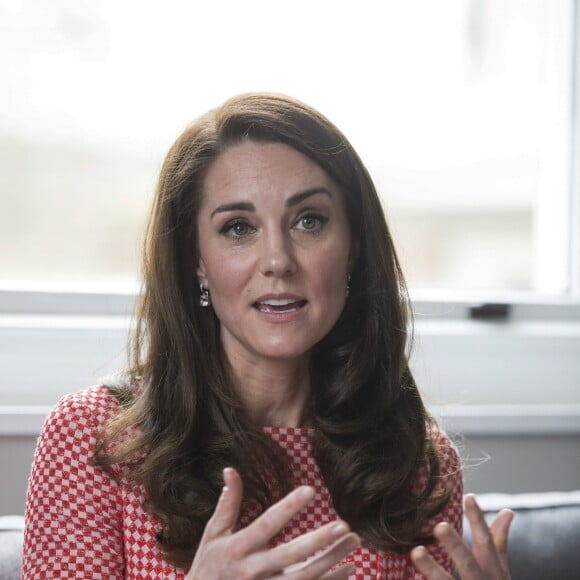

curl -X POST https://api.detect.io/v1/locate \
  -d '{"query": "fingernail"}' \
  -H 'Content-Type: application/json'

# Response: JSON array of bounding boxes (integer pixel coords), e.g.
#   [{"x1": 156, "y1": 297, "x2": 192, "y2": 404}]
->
[
  {"x1": 501, "y1": 508, "x2": 515, "y2": 521},
  {"x1": 332, "y1": 521, "x2": 349, "y2": 536},
  {"x1": 298, "y1": 486, "x2": 314, "y2": 499},
  {"x1": 466, "y1": 493, "x2": 478, "y2": 504},
  {"x1": 433, "y1": 521, "x2": 451, "y2": 539}
]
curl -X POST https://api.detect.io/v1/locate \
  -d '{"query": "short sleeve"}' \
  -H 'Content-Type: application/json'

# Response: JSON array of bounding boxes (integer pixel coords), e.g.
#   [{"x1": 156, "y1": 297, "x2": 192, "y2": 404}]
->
[{"x1": 22, "y1": 386, "x2": 126, "y2": 579}]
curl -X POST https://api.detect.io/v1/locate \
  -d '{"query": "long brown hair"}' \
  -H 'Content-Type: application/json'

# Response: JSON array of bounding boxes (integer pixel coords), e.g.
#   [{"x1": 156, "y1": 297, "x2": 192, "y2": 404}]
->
[{"x1": 95, "y1": 93, "x2": 452, "y2": 568}]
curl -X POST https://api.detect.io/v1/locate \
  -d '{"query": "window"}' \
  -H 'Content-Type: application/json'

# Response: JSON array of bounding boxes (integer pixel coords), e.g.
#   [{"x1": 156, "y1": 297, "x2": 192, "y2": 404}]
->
[
  {"x1": 0, "y1": 0, "x2": 576, "y2": 294},
  {"x1": 1, "y1": 0, "x2": 579, "y2": 415}
]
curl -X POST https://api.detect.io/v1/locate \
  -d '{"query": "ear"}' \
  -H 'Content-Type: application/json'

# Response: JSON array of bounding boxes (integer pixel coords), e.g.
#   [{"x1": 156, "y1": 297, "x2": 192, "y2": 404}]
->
[{"x1": 197, "y1": 258, "x2": 208, "y2": 288}]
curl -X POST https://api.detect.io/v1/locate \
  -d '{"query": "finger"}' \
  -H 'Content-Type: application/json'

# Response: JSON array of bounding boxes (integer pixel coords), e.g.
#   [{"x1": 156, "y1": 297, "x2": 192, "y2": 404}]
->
[
  {"x1": 464, "y1": 494, "x2": 502, "y2": 572},
  {"x1": 432, "y1": 522, "x2": 483, "y2": 579},
  {"x1": 410, "y1": 545, "x2": 452, "y2": 580},
  {"x1": 320, "y1": 562, "x2": 357, "y2": 579},
  {"x1": 280, "y1": 532, "x2": 360, "y2": 579},
  {"x1": 203, "y1": 467, "x2": 243, "y2": 539},
  {"x1": 489, "y1": 508, "x2": 514, "y2": 573},
  {"x1": 489, "y1": 508, "x2": 514, "y2": 555},
  {"x1": 245, "y1": 519, "x2": 352, "y2": 574},
  {"x1": 238, "y1": 486, "x2": 316, "y2": 553}
]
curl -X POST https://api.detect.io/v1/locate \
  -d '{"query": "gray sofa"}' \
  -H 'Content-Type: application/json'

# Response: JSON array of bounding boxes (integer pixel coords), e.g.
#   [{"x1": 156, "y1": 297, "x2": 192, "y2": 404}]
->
[
  {"x1": 464, "y1": 491, "x2": 580, "y2": 580},
  {"x1": 0, "y1": 516, "x2": 23, "y2": 580},
  {"x1": 3, "y1": 491, "x2": 580, "y2": 579}
]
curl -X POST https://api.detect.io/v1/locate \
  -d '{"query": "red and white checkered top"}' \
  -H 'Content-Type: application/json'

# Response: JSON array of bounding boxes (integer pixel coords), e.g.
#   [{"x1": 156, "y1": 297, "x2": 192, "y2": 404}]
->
[{"x1": 23, "y1": 385, "x2": 463, "y2": 579}]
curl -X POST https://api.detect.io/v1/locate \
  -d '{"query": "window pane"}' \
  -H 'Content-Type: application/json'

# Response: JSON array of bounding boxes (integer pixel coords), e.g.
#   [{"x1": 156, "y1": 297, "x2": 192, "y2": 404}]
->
[{"x1": 0, "y1": 0, "x2": 572, "y2": 294}]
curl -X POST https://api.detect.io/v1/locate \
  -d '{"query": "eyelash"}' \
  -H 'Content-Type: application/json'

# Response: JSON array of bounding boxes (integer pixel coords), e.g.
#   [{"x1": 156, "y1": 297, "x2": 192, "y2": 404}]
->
[
  {"x1": 294, "y1": 212, "x2": 328, "y2": 232},
  {"x1": 219, "y1": 219, "x2": 254, "y2": 239},
  {"x1": 218, "y1": 212, "x2": 328, "y2": 240}
]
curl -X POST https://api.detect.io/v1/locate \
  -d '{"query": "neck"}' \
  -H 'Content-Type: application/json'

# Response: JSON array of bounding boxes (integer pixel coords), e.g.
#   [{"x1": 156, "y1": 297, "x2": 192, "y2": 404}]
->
[{"x1": 225, "y1": 351, "x2": 311, "y2": 428}]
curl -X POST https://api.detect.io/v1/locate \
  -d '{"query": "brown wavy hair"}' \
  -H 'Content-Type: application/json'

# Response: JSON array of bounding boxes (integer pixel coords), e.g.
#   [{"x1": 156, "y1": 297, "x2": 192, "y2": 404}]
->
[{"x1": 95, "y1": 93, "x2": 452, "y2": 569}]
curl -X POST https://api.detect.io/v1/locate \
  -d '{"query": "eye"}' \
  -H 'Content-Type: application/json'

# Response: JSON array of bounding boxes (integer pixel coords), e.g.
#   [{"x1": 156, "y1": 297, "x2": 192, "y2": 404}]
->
[
  {"x1": 295, "y1": 213, "x2": 327, "y2": 232},
  {"x1": 220, "y1": 219, "x2": 254, "y2": 239}
]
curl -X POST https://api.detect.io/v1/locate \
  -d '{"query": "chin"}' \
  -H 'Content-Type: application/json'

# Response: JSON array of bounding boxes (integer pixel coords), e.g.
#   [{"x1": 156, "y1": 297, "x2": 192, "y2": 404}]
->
[{"x1": 256, "y1": 340, "x2": 315, "y2": 362}]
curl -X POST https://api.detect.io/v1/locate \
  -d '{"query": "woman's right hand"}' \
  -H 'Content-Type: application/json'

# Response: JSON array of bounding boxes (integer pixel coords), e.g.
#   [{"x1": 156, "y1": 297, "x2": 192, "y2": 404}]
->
[{"x1": 186, "y1": 467, "x2": 360, "y2": 579}]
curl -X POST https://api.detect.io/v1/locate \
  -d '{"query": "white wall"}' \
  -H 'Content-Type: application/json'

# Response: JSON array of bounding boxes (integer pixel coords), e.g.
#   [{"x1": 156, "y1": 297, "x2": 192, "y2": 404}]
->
[
  {"x1": 2, "y1": 294, "x2": 580, "y2": 407},
  {"x1": 1, "y1": 293, "x2": 579, "y2": 515}
]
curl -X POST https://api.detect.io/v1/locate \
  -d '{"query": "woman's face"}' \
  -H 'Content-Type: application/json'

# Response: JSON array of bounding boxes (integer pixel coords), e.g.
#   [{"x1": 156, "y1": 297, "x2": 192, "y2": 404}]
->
[{"x1": 197, "y1": 140, "x2": 355, "y2": 364}]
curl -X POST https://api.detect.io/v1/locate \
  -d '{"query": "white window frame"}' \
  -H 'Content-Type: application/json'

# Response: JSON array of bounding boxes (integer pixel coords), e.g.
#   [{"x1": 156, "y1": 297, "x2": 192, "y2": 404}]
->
[{"x1": 1, "y1": 1, "x2": 580, "y2": 438}]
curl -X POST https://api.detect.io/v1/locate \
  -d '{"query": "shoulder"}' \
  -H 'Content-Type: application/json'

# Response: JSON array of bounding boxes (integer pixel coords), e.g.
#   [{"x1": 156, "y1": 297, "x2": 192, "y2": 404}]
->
[
  {"x1": 412, "y1": 424, "x2": 463, "y2": 496},
  {"x1": 29, "y1": 386, "x2": 127, "y2": 510},
  {"x1": 28, "y1": 386, "x2": 126, "y2": 514},
  {"x1": 42, "y1": 384, "x2": 122, "y2": 434},
  {"x1": 24, "y1": 387, "x2": 128, "y2": 576},
  {"x1": 429, "y1": 424, "x2": 462, "y2": 478},
  {"x1": 35, "y1": 385, "x2": 124, "y2": 460}
]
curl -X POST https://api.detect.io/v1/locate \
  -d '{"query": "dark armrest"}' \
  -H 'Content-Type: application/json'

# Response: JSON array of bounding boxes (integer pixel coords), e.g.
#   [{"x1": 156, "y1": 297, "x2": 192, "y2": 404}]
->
[{"x1": 463, "y1": 491, "x2": 580, "y2": 580}]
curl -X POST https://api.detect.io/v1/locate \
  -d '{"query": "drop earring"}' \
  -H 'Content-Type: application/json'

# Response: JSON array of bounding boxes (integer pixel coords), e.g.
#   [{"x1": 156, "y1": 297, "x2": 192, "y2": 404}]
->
[
  {"x1": 199, "y1": 283, "x2": 210, "y2": 307},
  {"x1": 346, "y1": 274, "x2": 351, "y2": 297}
]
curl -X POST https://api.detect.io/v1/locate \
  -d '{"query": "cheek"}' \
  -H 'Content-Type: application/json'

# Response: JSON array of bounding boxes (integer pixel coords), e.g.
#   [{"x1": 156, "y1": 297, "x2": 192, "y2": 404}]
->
[
  {"x1": 205, "y1": 253, "x2": 253, "y2": 297},
  {"x1": 307, "y1": 244, "x2": 350, "y2": 293}
]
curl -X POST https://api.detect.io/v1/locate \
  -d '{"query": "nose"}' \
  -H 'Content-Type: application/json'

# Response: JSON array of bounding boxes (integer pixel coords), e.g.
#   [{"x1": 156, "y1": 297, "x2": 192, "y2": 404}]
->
[{"x1": 259, "y1": 229, "x2": 297, "y2": 278}]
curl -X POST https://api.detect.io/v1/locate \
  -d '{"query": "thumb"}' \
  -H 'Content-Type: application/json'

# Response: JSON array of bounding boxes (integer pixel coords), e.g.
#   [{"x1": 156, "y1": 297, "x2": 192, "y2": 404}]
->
[{"x1": 203, "y1": 467, "x2": 244, "y2": 539}]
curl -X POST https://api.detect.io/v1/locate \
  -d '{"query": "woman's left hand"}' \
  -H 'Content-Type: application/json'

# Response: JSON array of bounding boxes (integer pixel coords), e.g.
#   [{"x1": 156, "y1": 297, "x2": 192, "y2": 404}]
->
[{"x1": 410, "y1": 494, "x2": 514, "y2": 580}]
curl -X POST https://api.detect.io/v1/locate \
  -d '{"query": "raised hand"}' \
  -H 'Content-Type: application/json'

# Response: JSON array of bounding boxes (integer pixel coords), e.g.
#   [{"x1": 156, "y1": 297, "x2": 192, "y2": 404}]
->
[
  {"x1": 186, "y1": 467, "x2": 360, "y2": 579},
  {"x1": 410, "y1": 494, "x2": 514, "y2": 580}
]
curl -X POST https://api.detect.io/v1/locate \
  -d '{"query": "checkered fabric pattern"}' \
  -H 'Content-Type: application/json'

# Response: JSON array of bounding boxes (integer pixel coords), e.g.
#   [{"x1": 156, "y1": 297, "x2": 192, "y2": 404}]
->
[
  {"x1": 257, "y1": 427, "x2": 463, "y2": 580},
  {"x1": 23, "y1": 386, "x2": 462, "y2": 579}
]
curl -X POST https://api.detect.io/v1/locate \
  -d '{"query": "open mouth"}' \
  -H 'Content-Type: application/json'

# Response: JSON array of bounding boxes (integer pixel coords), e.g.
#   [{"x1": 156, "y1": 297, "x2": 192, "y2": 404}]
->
[{"x1": 253, "y1": 298, "x2": 307, "y2": 313}]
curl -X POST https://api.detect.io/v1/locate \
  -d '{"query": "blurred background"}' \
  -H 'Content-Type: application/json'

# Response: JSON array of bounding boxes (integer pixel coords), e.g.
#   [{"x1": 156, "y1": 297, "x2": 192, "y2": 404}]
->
[
  {"x1": 0, "y1": 0, "x2": 579, "y2": 515},
  {"x1": 0, "y1": 0, "x2": 573, "y2": 293}
]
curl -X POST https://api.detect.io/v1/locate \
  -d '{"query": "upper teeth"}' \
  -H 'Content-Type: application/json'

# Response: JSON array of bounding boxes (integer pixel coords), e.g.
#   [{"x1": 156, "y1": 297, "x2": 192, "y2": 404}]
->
[{"x1": 262, "y1": 299, "x2": 295, "y2": 306}]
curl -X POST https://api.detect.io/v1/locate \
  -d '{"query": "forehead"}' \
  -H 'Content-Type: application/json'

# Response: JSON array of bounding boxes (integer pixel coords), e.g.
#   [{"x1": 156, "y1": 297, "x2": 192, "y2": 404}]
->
[{"x1": 201, "y1": 140, "x2": 338, "y2": 204}]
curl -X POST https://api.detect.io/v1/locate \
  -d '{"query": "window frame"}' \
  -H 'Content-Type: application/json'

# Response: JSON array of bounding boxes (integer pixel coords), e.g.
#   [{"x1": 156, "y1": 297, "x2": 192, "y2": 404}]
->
[{"x1": 1, "y1": 0, "x2": 579, "y2": 436}]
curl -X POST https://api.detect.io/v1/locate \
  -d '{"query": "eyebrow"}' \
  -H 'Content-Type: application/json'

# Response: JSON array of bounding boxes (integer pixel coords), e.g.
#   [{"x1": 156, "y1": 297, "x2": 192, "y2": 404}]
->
[{"x1": 209, "y1": 187, "x2": 332, "y2": 218}]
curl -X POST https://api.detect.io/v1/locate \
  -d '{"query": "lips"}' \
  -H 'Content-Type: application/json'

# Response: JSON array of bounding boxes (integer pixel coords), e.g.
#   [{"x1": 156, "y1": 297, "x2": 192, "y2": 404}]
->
[{"x1": 253, "y1": 295, "x2": 307, "y2": 313}]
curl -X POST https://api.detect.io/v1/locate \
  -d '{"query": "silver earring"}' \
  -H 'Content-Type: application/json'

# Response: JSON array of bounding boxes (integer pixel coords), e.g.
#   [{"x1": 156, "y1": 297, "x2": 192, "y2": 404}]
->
[
  {"x1": 346, "y1": 274, "x2": 351, "y2": 297},
  {"x1": 199, "y1": 283, "x2": 210, "y2": 307}
]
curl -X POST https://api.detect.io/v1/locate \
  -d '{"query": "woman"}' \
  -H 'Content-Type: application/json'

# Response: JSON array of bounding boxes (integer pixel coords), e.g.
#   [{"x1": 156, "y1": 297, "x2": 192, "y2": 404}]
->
[{"x1": 23, "y1": 93, "x2": 503, "y2": 579}]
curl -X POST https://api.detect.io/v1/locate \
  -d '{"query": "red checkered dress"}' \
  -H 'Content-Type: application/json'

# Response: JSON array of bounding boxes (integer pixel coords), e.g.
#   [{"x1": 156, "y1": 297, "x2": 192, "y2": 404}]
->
[{"x1": 23, "y1": 385, "x2": 463, "y2": 579}]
